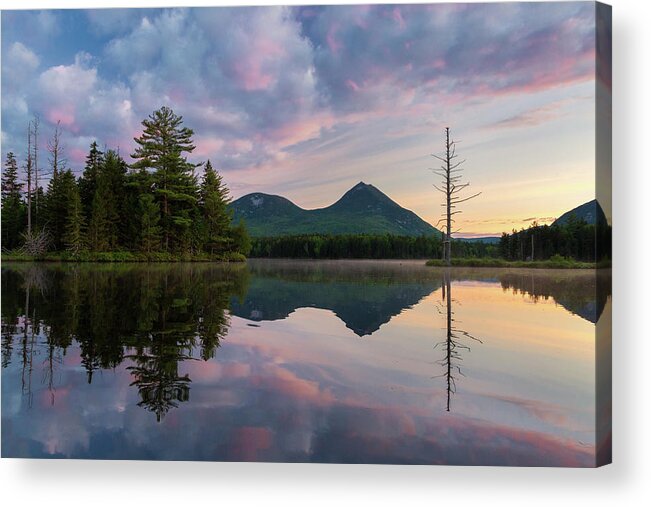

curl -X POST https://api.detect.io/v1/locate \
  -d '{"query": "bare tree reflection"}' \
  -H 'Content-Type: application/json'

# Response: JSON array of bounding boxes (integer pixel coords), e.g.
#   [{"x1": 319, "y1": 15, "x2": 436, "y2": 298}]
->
[{"x1": 434, "y1": 270, "x2": 482, "y2": 411}]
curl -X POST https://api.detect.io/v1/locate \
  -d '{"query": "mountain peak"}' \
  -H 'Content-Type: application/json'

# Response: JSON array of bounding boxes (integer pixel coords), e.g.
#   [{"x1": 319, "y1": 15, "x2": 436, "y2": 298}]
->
[
  {"x1": 230, "y1": 182, "x2": 440, "y2": 237},
  {"x1": 553, "y1": 199, "x2": 606, "y2": 226}
]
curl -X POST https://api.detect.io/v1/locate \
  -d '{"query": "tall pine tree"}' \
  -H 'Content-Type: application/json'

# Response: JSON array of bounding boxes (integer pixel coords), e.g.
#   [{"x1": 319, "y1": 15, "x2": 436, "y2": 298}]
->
[
  {"x1": 78, "y1": 141, "x2": 104, "y2": 220},
  {"x1": 62, "y1": 172, "x2": 85, "y2": 254},
  {"x1": 131, "y1": 106, "x2": 199, "y2": 253},
  {"x1": 1, "y1": 152, "x2": 26, "y2": 249},
  {"x1": 200, "y1": 160, "x2": 233, "y2": 255},
  {"x1": 87, "y1": 150, "x2": 126, "y2": 251},
  {"x1": 43, "y1": 171, "x2": 66, "y2": 250}
]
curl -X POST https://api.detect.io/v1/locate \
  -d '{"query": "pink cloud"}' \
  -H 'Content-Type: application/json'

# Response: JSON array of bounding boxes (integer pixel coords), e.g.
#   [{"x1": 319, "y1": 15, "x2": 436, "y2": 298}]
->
[
  {"x1": 326, "y1": 23, "x2": 343, "y2": 54},
  {"x1": 231, "y1": 60, "x2": 274, "y2": 91},
  {"x1": 345, "y1": 79, "x2": 361, "y2": 92},
  {"x1": 391, "y1": 7, "x2": 406, "y2": 29},
  {"x1": 68, "y1": 147, "x2": 87, "y2": 165},
  {"x1": 193, "y1": 136, "x2": 225, "y2": 158},
  {"x1": 230, "y1": 426, "x2": 273, "y2": 461},
  {"x1": 230, "y1": 35, "x2": 286, "y2": 92},
  {"x1": 45, "y1": 106, "x2": 76, "y2": 131}
]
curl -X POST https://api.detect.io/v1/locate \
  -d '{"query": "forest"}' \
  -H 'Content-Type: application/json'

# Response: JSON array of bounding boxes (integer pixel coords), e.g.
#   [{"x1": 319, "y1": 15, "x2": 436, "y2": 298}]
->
[
  {"x1": 498, "y1": 218, "x2": 611, "y2": 262},
  {"x1": 249, "y1": 233, "x2": 502, "y2": 259},
  {"x1": 1, "y1": 107, "x2": 250, "y2": 261},
  {"x1": 248, "y1": 221, "x2": 609, "y2": 262}
]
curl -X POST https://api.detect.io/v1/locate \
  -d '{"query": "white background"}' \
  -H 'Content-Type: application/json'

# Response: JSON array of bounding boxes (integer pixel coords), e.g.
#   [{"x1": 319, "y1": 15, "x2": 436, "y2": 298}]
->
[{"x1": 0, "y1": 0, "x2": 649, "y2": 505}]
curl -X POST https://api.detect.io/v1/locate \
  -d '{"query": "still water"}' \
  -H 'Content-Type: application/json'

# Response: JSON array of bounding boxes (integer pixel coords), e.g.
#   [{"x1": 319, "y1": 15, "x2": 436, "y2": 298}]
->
[{"x1": 1, "y1": 260, "x2": 610, "y2": 465}]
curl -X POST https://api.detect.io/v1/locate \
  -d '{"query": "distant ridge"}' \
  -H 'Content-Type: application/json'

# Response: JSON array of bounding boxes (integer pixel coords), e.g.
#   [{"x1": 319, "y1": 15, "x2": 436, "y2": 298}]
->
[
  {"x1": 455, "y1": 236, "x2": 500, "y2": 244},
  {"x1": 230, "y1": 182, "x2": 441, "y2": 237},
  {"x1": 553, "y1": 199, "x2": 607, "y2": 226}
]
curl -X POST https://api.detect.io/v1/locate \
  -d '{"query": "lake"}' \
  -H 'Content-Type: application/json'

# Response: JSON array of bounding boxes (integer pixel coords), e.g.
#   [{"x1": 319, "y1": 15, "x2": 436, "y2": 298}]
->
[{"x1": 1, "y1": 260, "x2": 611, "y2": 465}]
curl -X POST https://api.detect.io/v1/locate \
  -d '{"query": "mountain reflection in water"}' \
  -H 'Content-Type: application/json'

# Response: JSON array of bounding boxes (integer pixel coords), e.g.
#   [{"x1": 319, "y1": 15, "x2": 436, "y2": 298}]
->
[{"x1": 1, "y1": 260, "x2": 610, "y2": 466}]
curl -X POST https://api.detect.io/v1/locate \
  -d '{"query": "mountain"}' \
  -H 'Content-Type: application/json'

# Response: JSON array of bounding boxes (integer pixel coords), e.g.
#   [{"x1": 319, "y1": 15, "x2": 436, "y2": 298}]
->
[
  {"x1": 455, "y1": 236, "x2": 501, "y2": 244},
  {"x1": 230, "y1": 182, "x2": 441, "y2": 237},
  {"x1": 230, "y1": 275, "x2": 439, "y2": 336},
  {"x1": 553, "y1": 199, "x2": 607, "y2": 226}
]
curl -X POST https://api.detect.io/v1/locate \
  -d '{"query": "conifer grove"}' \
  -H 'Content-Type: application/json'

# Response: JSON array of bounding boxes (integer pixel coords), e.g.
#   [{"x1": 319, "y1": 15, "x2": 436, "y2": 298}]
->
[{"x1": 1, "y1": 107, "x2": 250, "y2": 260}]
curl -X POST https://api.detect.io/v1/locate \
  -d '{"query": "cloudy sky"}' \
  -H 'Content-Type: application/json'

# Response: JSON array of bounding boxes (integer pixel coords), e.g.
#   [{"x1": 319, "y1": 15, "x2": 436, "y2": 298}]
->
[{"x1": 1, "y1": 3, "x2": 607, "y2": 236}]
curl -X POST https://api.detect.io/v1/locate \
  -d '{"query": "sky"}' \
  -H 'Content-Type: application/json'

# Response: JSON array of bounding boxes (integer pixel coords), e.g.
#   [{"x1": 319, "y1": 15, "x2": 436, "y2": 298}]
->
[{"x1": 1, "y1": 2, "x2": 609, "y2": 237}]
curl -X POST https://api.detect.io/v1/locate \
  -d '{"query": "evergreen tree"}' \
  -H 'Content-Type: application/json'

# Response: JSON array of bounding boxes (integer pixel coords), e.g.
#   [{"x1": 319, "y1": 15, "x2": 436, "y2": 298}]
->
[
  {"x1": 1, "y1": 152, "x2": 26, "y2": 249},
  {"x1": 43, "y1": 171, "x2": 67, "y2": 250},
  {"x1": 87, "y1": 176, "x2": 111, "y2": 251},
  {"x1": 138, "y1": 193, "x2": 162, "y2": 253},
  {"x1": 230, "y1": 219, "x2": 251, "y2": 256},
  {"x1": 200, "y1": 160, "x2": 232, "y2": 254},
  {"x1": 86, "y1": 150, "x2": 125, "y2": 251},
  {"x1": 131, "y1": 106, "x2": 200, "y2": 252},
  {"x1": 61, "y1": 170, "x2": 85, "y2": 253},
  {"x1": 78, "y1": 141, "x2": 104, "y2": 220},
  {"x1": 122, "y1": 167, "x2": 153, "y2": 251}
]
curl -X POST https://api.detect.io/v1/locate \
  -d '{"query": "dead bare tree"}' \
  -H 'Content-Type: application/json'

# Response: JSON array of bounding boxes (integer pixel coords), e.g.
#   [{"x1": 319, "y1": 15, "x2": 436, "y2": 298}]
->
[
  {"x1": 32, "y1": 115, "x2": 40, "y2": 225},
  {"x1": 47, "y1": 120, "x2": 65, "y2": 179},
  {"x1": 20, "y1": 228, "x2": 51, "y2": 256},
  {"x1": 431, "y1": 127, "x2": 481, "y2": 265},
  {"x1": 25, "y1": 122, "x2": 33, "y2": 235}
]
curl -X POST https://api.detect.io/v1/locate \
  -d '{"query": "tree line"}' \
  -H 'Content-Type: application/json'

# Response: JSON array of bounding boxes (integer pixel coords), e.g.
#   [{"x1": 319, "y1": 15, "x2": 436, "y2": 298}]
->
[
  {"x1": 250, "y1": 233, "x2": 442, "y2": 259},
  {"x1": 1, "y1": 107, "x2": 250, "y2": 259},
  {"x1": 249, "y1": 233, "x2": 498, "y2": 259},
  {"x1": 249, "y1": 222, "x2": 607, "y2": 261},
  {"x1": 498, "y1": 217, "x2": 611, "y2": 262}
]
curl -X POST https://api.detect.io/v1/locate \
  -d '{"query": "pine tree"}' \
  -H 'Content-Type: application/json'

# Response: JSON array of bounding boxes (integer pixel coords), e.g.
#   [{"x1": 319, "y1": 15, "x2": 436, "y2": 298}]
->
[
  {"x1": 131, "y1": 106, "x2": 200, "y2": 252},
  {"x1": 1, "y1": 152, "x2": 26, "y2": 249},
  {"x1": 200, "y1": 160, "x2": 233, "y2": 255},
  {"x1": 43, "y1": 171, "x2": 66, "y2": 250},
  {"x1": 86, "y1": 150, "x2": 125, "y2": 251},
  {"x1": 78, "y1": 141, "x2": 104, "y2": 220},
  {"x1": 138, "y1": 193, "x2": 162, "y2": 253},
  {"x1": 61, "y1": 170, "x2": 85, "y2": 253},
  {"x1": 230, "y1": 219, "x2": 252, "y2": 256},
  {"x1": 122, "y1": 167, "x2": 153, "y2": 251},
  {"x1": 87, "y1": 176, "x2": 111, "y2": 251}
]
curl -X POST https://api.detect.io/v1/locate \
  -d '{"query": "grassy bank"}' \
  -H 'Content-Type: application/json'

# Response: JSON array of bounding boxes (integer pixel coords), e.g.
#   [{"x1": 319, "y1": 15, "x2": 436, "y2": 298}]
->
[
  {"x1": 1, "y1": 251, "x2": 247, "y2": 263},
  {"x1": 426, "y1": 256, "x2": 610, "y2": 269}
]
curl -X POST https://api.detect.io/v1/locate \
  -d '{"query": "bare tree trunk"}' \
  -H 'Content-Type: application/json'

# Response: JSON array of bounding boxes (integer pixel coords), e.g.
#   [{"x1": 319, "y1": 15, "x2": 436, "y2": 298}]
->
[
  {"x1": 26, "y1": 123, "x2": 32, "y2": 235},
  {"x1": 445, "y1": 128, "x2": 452, "y2": 266},
  {"x1": 32, "y1": 115, "x2": 39, "y2": 227},
  {"x1": 48, "y1": 120, "x2": 64, "y2": 178},
  {"x1": 531, "y1": 234, "x2": 535, "y2": 261},
  {"x1": 431, "y1": 127, "x2": 480, "y2": 267}
]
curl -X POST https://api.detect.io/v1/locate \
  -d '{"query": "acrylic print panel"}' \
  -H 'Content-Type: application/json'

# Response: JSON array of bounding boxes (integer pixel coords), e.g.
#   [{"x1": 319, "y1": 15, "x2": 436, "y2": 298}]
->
[{"x1": 0, "y1": 2, "x2": 611, "y2": 466}]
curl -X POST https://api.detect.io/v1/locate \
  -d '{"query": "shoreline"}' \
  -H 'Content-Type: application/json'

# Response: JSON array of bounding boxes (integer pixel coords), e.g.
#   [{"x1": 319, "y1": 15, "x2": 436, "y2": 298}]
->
[
  {"x1": 0, "y1": 252, "x2": 247, "y2": 263},
  {"x1": 1, "y1": 254, "x2": 608, "y2": 269}
]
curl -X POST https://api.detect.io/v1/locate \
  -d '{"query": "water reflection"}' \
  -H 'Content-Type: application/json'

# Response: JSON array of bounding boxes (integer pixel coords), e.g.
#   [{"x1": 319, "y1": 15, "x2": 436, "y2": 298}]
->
[
  {"x1": 1, "y1": 261, "x2": 610, "y2": 465},
  {"x1": 1, "y1": 263, "x2": 248, "y2": 421},
  {"x1": 436, "y1": 270, "x2": 482, "y2": 412},
  {"x1": 229, "y1": 260, "x2": 441, "y2": 336}
]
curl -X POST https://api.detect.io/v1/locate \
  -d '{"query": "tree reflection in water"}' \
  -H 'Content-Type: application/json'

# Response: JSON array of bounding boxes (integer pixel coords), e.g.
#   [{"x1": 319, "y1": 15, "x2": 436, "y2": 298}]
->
[
  {"x1": 435, "y1": 270, "x2": 482, "y2": 412},
  {"x1": 1, "y1": 262, "x2": 609, "y2": 421},
  {"x1": 0, "y1": 263, "x2": 249, "y2": 421}
]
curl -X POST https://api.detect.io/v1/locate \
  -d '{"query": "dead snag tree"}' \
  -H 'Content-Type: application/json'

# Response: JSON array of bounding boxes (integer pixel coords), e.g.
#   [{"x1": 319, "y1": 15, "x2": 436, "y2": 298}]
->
[{"x1": 431, "y1": 127, "x2": 481, "y2": 265}]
